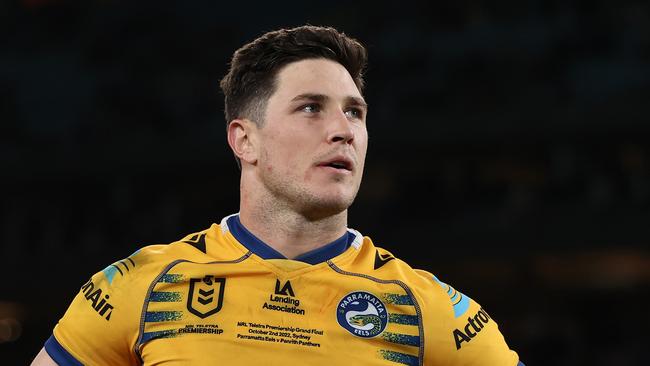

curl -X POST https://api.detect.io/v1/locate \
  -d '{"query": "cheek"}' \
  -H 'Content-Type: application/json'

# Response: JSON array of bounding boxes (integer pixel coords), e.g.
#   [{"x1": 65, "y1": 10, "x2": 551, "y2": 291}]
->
[
  {"x1": 264, "y1": 134, "x2": 303, "y2": 172},
  {"x1": 355, "y1": 129, "x2": 369, "y2": 157}
]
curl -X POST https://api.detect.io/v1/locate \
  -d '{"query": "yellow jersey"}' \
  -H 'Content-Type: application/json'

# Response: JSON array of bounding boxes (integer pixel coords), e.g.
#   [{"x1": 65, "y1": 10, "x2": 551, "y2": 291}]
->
[{"x1": 45, "y1": 214, "x2": 522, "y2": 365}]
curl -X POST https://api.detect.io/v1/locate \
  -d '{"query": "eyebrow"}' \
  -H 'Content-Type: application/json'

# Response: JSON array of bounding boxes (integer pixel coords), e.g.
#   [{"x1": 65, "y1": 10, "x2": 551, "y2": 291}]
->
[{"x1": 291, "y1": 93, "x2": 368, "y2": 109}]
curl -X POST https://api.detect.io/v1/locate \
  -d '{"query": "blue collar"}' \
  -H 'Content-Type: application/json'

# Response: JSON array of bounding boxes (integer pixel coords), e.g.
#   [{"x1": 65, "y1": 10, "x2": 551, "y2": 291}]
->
[{"x1": 226, "y1": 215, "x2": 354, "y2": 265}]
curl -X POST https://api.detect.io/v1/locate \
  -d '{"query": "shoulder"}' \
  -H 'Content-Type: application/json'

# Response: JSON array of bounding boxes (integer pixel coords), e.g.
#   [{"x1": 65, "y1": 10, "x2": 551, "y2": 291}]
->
[
  {"x1": 81, "y1": 223, "x2": 236, "y2": 308},
  {"x1": 357, "y1": 237, "x2": 491, "y2": 324},
  {"x1": 95, "y1": 228, "x2": 216, "y2": 289},
  {"x1": 346, "y1": 236, "x2": 519, "y2": 364},
  {"x1": 50, "y1": 227, "x2": 221, "y2": 365},
  {"x1": 343, "y1": 234, "x2": 449, "y2": 293},
  {"x1": 63, "y1": 228, "x2": 216, "y2": 321}
]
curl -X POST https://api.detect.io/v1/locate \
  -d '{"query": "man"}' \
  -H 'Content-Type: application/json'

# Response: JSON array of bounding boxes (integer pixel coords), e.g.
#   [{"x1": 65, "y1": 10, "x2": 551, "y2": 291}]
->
[{"x1": 33, "y1": 25, "x2": 523, "y2": 365}]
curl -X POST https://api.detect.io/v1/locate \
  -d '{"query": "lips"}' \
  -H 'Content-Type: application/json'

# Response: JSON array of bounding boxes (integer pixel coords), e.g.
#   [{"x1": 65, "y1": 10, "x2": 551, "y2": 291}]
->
[{"x1": 317, "y1": 155, "x2": 353, "y2": 172}]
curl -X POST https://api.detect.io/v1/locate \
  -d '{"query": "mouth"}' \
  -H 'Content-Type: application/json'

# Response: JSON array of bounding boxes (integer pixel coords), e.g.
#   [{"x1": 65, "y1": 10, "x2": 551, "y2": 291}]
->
[{"x1": 318, "y1": 156, "x2": 353, "y2": 172}]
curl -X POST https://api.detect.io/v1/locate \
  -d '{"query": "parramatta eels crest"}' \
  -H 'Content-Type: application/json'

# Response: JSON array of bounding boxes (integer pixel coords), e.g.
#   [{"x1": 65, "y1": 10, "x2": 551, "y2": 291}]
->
[{"x1": 336, "y1": 291, "x2": 388, "y2": 338}]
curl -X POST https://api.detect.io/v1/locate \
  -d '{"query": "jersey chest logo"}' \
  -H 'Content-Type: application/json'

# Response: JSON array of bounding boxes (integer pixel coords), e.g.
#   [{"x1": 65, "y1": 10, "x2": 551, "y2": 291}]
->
[
  {"x1": 186, "y1": 275, "x2": 226, "y2": 318},
  {"x1": 336, "y1": 291, "x2": 388, "y2": 338}
]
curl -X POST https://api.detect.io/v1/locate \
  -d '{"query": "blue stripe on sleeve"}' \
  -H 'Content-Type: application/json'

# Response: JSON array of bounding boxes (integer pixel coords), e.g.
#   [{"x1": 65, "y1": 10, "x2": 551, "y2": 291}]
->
[
  {"x1": 518, "y1": 362, "x2": 526, "y2": 366},
  {"x1": 44, "y1": 335, "x2": 84, "y2": 366}
]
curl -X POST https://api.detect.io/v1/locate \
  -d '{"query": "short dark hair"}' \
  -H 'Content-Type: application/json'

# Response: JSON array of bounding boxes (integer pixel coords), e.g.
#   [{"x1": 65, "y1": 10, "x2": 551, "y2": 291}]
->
[{"x1": 220, "y1": 25, "x2": 368, "y2": 126}]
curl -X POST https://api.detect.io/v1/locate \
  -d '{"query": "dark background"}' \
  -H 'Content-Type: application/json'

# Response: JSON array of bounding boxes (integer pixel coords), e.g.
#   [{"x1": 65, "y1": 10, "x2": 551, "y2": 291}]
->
[{"x1": 2, "y1": 0, "x2": 649, "y2": 364}]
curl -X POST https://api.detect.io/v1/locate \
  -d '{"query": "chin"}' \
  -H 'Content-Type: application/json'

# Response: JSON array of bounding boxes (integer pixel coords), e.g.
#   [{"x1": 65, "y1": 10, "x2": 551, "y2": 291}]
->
[{"x1": 300, "y1": 192, "x2": 355, "y2": 220}]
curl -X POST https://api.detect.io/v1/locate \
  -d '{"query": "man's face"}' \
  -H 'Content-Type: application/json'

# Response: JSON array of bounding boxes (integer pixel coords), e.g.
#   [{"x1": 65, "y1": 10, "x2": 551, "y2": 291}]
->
[{"x1": 252, "y1": 58, "x2": 368, "y2": 218}]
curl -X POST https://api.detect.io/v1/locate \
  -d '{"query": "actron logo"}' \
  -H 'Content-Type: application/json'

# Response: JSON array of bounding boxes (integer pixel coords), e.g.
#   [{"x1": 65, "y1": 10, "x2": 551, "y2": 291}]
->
[{"x1": 453, "y1": 307, "x2": 492, "y2": 349}]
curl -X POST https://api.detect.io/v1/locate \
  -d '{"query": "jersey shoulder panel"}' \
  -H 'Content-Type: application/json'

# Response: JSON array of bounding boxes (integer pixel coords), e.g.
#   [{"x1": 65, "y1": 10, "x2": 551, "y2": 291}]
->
[
  {"x1": 341, "y1": 236, "x2": 519, "y2": 365},
  {"x1": 52, "y1": 226, "x2": 227, "y2": 365},
  {"x1": 53, "y1": 246, "x2": 163, "y2": 365},
  {"x1": 414, "y1": 269, "x2": 520, "y2": 365},
  {"x1": 338, "y1": 235, "x2": 403, "y2": 275},
  {"x1": 133, "y1": 223, "x2": 248, "y2": 264}
]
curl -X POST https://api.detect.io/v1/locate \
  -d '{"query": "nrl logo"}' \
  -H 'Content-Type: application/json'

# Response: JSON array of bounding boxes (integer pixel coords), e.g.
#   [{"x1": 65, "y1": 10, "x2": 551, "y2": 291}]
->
[{"x1": 187, "y1": 275, "x2": 226, "y2": 319}]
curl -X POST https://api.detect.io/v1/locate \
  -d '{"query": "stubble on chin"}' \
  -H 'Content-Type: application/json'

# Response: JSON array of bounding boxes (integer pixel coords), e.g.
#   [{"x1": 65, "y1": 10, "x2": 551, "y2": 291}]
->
[
  {"x1": 300, "y1": 191, "x2": 355, "y2": 221},
  {"x1": 256, "y1": 152, "x2": 359, "y2": 220},
  {"x1": 264, "y1": 175, "x2": 356, "y2": 220}
]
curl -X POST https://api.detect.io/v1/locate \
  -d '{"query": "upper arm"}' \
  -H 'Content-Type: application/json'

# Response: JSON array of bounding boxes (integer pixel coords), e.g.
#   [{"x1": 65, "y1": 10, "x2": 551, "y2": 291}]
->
[
  {"x1": 31, "y1": 347, "x2": 58, "y2": 366},
  {"x1": 49, "y1": 254, "x2": 151, "y2": 365},
  {"x1": 415, "y1": 270, "x2": 521, "y2": 365}
]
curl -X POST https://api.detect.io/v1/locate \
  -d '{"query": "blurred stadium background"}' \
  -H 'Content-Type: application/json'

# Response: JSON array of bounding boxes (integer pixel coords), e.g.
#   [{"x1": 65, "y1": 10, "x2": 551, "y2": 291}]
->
[{"x1": 1, "y1": 0, "x2": 649, "y2": 364}]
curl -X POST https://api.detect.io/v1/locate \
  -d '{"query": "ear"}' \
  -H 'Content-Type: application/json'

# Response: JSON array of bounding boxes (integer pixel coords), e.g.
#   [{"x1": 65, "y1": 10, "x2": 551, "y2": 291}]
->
[{"x1": 227, "y1": 119, "x2": 258, "y2": 165}]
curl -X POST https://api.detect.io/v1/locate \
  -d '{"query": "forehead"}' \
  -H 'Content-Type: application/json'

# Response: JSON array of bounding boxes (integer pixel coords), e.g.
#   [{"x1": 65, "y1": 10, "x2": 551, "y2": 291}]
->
[{"x1": 271, "y1": 58, "x2": 363, "y2": 102}]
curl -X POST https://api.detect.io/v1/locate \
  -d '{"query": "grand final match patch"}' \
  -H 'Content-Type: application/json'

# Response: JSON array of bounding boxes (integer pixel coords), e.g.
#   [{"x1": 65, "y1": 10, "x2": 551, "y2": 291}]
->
[{"x1": 336, "y1": 291, "x2": 388, "y2": 338}]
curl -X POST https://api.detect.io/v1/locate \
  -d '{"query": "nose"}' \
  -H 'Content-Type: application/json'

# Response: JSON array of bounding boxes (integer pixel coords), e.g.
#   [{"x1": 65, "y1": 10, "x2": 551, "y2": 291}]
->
[{"x1": 327, "y1": 110, "x2": 354, "y2": 145}]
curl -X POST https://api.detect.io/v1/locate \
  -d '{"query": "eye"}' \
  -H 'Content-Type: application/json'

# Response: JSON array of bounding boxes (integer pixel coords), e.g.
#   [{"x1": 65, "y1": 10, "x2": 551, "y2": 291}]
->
[
  {"x1": 345, "y1": 107, "x2": 364, "y2": 120},
  {"x1": 300, "y1": 103, "x2": 321, "y2": 113}
]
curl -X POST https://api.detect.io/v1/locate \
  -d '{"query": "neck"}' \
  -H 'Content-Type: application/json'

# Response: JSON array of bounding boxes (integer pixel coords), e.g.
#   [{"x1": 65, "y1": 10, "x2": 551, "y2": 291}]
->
[{"x1": 238, "y1": 180, "x2": 348, "y2": 260}]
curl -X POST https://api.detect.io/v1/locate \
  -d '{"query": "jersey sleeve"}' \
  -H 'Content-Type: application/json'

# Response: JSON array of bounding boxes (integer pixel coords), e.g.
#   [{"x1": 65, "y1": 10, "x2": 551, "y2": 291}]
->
[
  {"x1": 415, "y1": 270, "x2": 521, "y2": 366},
  {"x1": 46, "y1": 252, "x2": 149, "y2": 365}
]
